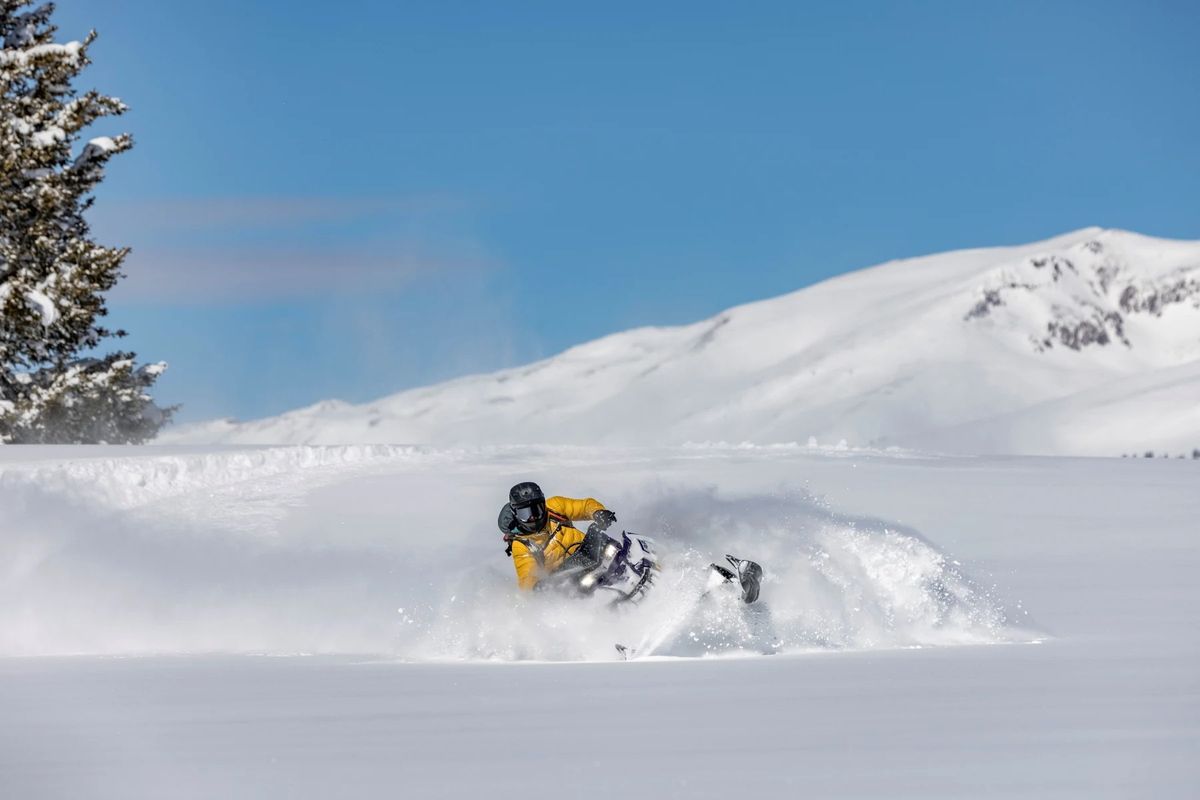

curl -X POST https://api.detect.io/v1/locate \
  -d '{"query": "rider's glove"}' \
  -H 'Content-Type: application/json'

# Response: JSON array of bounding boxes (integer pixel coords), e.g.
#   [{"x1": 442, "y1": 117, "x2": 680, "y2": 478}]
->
[{"x1": 592, "y1": 509, "x2": 617, "y2": 531}]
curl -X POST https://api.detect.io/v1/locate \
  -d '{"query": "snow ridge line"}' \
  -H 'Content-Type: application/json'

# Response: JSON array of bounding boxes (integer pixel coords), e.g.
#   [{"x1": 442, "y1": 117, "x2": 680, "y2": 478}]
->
[{"x1": 0, "y1": 445, "x2": 425, "y2": 510}]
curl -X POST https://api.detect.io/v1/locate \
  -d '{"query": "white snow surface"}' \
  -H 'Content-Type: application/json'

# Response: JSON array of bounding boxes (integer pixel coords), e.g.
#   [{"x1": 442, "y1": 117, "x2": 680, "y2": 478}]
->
[
  {"x1": 1, "y1": 444, "x2": 1197, "y2": 797},
  {"x1": 161, "y1": 228, "x2": 1200, "y2": 456}
]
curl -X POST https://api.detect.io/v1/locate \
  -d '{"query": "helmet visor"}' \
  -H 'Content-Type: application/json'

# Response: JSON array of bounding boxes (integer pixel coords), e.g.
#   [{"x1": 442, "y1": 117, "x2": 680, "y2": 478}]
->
[{"x1": 514, "y1": 502, "x2": 544, "y2": 524}]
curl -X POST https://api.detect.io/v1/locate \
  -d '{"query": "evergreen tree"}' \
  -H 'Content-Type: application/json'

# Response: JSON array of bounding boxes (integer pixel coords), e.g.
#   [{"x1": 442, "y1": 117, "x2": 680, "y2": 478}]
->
[{"x1": 0, "y1": 1, "x2": 170, "y2": 443}]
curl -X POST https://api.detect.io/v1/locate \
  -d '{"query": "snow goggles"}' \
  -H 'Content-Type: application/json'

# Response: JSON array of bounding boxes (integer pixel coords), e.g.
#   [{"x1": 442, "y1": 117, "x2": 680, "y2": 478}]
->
[{"x1": 513, "y1": 502, "x2": 545, "y2": 523}]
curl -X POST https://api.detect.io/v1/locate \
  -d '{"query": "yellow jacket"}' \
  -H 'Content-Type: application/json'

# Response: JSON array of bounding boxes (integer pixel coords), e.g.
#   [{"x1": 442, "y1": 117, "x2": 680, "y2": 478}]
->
[{"x1": 511, "y1": 495, "x2": 607, "y2": 590}]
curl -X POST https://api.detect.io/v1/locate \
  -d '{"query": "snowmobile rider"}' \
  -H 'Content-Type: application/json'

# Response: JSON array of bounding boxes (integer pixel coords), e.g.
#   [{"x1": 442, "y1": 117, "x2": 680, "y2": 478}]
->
[{"x1": 497, "y1": 481, "x2": 618, "y2": 591}]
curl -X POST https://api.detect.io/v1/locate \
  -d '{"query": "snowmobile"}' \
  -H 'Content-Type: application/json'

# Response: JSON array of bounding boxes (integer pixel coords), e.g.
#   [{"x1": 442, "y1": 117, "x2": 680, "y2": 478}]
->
[{"x1": 545, "y1": 524, "x2": 763, "y2": 608}]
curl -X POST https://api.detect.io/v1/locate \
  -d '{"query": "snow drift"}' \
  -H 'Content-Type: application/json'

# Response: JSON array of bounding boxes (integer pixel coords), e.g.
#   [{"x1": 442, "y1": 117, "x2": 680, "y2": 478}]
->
[
  {"x1": 161, "y1": 228, "x2": 1200, "y2": 457},
  {"x1": 0, "y1": 446, "x2": 1033, "y2": 660}
]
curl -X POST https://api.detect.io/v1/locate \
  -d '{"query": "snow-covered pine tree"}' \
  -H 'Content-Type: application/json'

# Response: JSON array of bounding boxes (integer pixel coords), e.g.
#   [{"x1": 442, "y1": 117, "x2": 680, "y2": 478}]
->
[{"x1": 0, "y1": 1, "x2": 170, "y2": 443}]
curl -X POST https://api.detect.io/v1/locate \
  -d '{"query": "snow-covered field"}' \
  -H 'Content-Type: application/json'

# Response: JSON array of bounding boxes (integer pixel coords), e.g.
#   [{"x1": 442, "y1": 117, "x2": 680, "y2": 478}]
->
[{"x1": 2, "y1": 445, "x2": 1197, "y2": 797}]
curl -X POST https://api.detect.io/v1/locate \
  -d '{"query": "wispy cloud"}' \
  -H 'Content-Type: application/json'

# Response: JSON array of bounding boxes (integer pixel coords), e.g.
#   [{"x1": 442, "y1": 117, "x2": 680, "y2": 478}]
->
[
  {"x1": 93, "y1": 198, "x2": 533, "y2": 420},
  {"x1": 90, "y1": 194, "x2": 471, "y2": 236},
  {"x1": 112, "y1": 242, "x2": 494, "y2": 304},
  {"x1": 95, "y1": 193, "x2": 496, "y2": 304}
]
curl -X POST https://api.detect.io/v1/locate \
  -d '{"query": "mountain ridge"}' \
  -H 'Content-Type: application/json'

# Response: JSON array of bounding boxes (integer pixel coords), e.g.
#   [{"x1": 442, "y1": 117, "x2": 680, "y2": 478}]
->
[{"x1": 161, "y1": 227, "x2": 1200, "y2": 455}]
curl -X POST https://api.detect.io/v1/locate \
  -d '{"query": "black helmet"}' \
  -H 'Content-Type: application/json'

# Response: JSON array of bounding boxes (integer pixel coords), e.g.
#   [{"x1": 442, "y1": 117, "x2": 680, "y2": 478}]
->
[{"x1": 508, "y1": 481, "x2": 547, "y2": 533}]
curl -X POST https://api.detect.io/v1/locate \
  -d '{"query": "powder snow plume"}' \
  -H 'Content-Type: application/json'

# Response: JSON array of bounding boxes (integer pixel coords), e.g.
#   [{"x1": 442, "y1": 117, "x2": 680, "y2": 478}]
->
[
  {"x1": 0, "y1": 447, "x2": 1036, "y2": 659},
  {"x1": 403, "y1": 488, "x2": 1032, "y2": 661}
]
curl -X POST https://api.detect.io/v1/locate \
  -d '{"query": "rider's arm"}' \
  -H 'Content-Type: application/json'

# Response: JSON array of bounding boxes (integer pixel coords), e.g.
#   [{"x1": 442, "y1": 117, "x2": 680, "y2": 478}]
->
[
  {"x1": 511, "y1": 539, "x2": 541, "y2": 591},
  {"x1": 546, "y1": 495, "x2": 605, "y2": 521},
  {"x1": 514, "y1": 527, "x2": 590, "y2": 587}
]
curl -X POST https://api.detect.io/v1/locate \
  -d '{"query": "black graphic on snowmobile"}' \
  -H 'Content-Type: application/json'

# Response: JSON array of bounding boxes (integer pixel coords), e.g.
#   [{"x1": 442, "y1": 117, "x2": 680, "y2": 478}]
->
[{"x1": 538, "y1": 529, "x2": 660, "y2": 604}]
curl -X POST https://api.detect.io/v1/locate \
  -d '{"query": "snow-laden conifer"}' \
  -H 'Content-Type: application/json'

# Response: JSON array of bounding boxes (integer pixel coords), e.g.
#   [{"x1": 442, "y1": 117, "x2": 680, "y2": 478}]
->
[{"x1": 0, "y1": 1, "x2": 169, "y2": 443}]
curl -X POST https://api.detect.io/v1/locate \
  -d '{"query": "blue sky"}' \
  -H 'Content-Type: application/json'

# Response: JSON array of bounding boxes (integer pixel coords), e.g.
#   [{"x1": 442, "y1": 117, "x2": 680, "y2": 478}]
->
[{"x1": 53, "y1": 0, "x2": 1200, "y2": 422}]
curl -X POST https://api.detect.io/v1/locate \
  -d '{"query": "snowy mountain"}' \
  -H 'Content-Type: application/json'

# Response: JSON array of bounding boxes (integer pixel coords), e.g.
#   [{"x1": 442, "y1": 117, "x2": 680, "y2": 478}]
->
[{"x1": 163, "y1": 228, "x2": 1200, "y2": 455}]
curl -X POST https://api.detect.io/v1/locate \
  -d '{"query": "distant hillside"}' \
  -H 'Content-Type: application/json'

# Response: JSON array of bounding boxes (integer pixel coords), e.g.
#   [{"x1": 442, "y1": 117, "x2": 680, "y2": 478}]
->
[{"x1": 161, "y1": 228, "x2": 1200, "y2": 456}]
